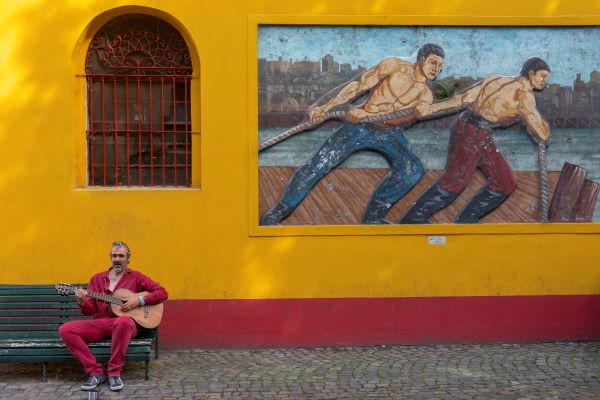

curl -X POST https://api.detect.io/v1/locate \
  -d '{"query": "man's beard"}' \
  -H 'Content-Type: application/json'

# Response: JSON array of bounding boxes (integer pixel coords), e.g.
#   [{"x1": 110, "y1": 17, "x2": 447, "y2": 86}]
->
[{"x1": 112, "y1": 263, "x2": 125, "y2": 273}]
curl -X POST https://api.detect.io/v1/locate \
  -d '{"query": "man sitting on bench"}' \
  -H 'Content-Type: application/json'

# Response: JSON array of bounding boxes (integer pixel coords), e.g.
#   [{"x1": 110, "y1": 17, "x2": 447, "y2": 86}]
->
[{"x1": 59, "y1": 241, "x2": 168, "y2": 392}]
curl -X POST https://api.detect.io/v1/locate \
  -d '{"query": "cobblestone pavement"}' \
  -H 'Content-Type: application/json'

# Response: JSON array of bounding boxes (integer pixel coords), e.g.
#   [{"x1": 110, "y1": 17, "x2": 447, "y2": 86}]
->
[{"x1": 1, "y1": 342, "x2": 599, "y2": 399}]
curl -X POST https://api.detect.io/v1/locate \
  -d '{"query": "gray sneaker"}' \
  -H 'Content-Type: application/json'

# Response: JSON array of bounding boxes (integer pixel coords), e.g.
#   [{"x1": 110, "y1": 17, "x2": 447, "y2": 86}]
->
[
  {"x1": 109, "y1": 376, "x2": 124, "y2": 391},
  {"x1": 81, "y1": 374, "x2": 106, "y2": 391}
]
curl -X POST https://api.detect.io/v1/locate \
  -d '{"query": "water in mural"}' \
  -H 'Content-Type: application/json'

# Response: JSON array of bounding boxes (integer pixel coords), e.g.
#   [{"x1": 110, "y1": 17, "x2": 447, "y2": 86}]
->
[{"x1": 258, "y1": 26, "x2": 600, "y2": 225}]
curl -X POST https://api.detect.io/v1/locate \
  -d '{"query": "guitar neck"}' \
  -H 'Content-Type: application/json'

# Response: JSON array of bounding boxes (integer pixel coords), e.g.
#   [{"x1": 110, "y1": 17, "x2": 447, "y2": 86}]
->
[{"x1": 84, "y1": 289, "x2": 124, "y2": 305}]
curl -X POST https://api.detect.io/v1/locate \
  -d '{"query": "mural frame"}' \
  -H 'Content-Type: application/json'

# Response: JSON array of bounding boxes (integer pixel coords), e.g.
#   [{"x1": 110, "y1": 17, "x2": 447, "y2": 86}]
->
[{"x1": 248, "y1": 13, "x2": 600, "y2": 236}]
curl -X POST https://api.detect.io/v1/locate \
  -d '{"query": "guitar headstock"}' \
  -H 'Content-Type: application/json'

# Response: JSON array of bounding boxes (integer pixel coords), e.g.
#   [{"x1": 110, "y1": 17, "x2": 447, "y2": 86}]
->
[{"x1": 55, "y1": 283, "x2": 77, "y2": 295}]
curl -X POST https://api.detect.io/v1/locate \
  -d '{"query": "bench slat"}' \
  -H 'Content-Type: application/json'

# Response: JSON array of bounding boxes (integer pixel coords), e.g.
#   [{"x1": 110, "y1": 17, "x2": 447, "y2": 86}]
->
[
  {"x1": 0, "y1": 326, "x2": 60, "y2": 331},
  {"x1": 0, "y1": 317, "x2": 66, "y2": 324},
  {"x1": 0, "y1": 310, "x2": 85, "y2": 317},
  {"x1": 0, "y1": 339, "x2": 152, "y2": 347},
  {"x1": 0, "y1": 353, "x2": 151, "y2": 363},
  {"x1": 0, "y1": 303, "x2": 80, "y2": 310},
  {"x1": 0, "y1": 332, "x2": 60, "y2": 339},
  {"x1": 0, "y1": 296, "x2": 70, "y2": 302},
  {"x1": 0, "y1": 288, "x2": 58, "y2": 295},
  {"x1": 1, "y1": 346, "x2": 151, "y2": 356},
  {"x1": 0, "y1": 284, "x2": 57, "y2": 288},
  {"x1": 0, "y1": 284, "x2": 86, "y2": 295},
  {"x1": 0, "y1": 330, "x2": 155, "y2": 339}
]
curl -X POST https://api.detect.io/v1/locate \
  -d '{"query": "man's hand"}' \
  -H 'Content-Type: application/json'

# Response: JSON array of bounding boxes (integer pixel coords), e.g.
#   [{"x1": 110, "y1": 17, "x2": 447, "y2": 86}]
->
[
  {"x1": 120, "y1": 296, "x2": 141, "y2": 312},
  {"x1": 308, "y1": 106, "x2": 326, "y2": 125},
  {"x1": 75, "y1": 288, "x2": 87, "y2": 306},
  {"x1": 415, "y1": 103, "x2": 434, "y2": 118},
  {"x1": 534, "y1": 135, "x2": 550, "y2": 148},
  {"x1": 346, "y1": 108, "x2": 369, "y2": 123}
]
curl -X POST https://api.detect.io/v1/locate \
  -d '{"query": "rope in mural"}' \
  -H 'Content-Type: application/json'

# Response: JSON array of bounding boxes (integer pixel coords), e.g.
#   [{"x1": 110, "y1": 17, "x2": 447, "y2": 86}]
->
[
  {"x1": 537, "y1": 140, "x2": 550, "y2": 223},
  {"x1": 258, "y1": 108, "x2": 416, "y2": 151}
]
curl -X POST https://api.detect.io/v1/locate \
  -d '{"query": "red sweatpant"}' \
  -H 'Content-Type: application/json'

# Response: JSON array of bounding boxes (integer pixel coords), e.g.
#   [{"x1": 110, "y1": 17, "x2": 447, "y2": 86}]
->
[{"x1": 59, "y1": 316, "x2": 137, "y2": 376}]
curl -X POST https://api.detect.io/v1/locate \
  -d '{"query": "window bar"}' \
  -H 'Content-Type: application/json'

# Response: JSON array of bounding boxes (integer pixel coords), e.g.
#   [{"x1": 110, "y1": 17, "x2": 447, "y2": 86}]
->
[
  {"x1": 161, "y1": 78, "x2": 166, "y2": 186},
  {"x1": 149, "y1": 77, "x2": 154, "y2": 185},
  {"x1": 113, "y1": 77, "x2": 119, "y2": 186},
  {"x1": 101, "y1": 77, "x2": 107, "y2": 186},
  {"x1": 89, "y1": 76, "x2": 95, "y2": 186},
  {"x1": 172, "y1": 76, "x2": 177, "y2": 185},
  {"x1": 125, "y1": 78, "x2": 131, "y2": 186},
  {"x1": 184, "y1": 77, "x2": 189, "y2": 186},
  {"x1": 137, "y1": 77, "x2": 142, "y2": 185}
]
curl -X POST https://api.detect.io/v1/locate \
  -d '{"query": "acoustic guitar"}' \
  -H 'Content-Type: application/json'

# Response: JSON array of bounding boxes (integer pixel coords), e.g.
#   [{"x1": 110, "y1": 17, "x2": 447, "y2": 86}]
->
[{"x1": 55, "y1": 283, "x2": 163, "y2": 329}]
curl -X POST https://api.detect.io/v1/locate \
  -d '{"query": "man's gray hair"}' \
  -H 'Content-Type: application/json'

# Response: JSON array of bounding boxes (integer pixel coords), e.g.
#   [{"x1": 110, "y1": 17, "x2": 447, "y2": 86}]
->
[{"x1": 111, "y1": 241, "x2": 132, "y2": 259}]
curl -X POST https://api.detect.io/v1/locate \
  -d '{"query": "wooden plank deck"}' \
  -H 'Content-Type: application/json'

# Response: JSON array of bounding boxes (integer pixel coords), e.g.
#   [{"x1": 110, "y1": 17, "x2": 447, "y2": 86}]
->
[{"x1": 259, "y1": 167, "x2": 562, "y2": 225}]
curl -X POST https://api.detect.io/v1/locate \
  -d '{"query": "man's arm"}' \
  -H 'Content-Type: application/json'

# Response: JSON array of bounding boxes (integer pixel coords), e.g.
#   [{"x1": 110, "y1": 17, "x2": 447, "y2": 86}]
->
[
  {"x1": 120, "y1": 272, "x2": 168, "y2": 312},
  {"x1": 138, "y1": 275, "x2": 168, "y2": 305},
  {"x1": 416, "y1": 78, "x2": 487, "y2": 118},
  {"x1": 309, "y1": 58, "x2": 403, "y2": 124},
  {"x1": 519, "y1": 90, "x2": 550, "y2": 142},
  {"x1": 135, "y1": 271, "x2": 168, "y2": 305}
]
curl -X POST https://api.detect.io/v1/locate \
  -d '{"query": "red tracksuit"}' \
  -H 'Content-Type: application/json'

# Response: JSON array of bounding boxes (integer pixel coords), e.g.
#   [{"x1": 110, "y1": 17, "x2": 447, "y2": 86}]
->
[{"x1": 58, "y1": 268, "x2": 168, "y2": 377}]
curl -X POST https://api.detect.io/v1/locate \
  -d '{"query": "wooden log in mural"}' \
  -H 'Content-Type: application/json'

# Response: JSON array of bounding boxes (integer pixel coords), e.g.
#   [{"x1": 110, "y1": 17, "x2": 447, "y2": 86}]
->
[
  {"x1": 570, "y1": 179, "x2": 600, "y2": 222},
  {"x1": 548, "y1": 163, "x2": 592, "y2": 222}
]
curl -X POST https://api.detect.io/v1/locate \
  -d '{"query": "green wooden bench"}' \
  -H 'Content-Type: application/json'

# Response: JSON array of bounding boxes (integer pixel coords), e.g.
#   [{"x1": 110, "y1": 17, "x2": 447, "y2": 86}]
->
[{"x1": 0, "y1": 284, "x2": 159, "y2": 381}]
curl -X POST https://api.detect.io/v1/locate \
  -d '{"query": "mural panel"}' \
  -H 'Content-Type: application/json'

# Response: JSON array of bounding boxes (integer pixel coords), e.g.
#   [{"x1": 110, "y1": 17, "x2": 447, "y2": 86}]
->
[{"x1": 258, "y1": 26, "x2": 600, "y2": 225}]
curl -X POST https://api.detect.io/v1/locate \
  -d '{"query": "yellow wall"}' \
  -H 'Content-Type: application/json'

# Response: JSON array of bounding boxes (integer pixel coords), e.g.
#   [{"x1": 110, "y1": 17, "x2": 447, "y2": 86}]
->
[{"x1": 1, "y1": 0, "x2": 599, "y2": 300}]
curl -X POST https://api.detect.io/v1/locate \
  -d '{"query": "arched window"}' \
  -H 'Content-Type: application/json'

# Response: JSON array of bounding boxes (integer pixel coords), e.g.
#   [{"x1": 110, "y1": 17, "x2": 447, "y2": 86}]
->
[{"x1": 85, "y1": 14, "x2": 193, "y2": 186}]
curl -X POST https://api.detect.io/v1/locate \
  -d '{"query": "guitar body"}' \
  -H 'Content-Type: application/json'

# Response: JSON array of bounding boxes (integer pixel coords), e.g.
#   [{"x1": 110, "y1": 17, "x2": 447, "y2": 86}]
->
[{"x1": 110, "y1": 288, "x2": 163, "y2": 329}]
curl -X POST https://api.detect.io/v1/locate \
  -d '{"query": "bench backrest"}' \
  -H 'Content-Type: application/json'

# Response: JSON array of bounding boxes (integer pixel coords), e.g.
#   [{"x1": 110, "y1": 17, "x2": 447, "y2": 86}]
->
[{"x1": 0, "y1": 284, "x2": 91, "y2": 340}]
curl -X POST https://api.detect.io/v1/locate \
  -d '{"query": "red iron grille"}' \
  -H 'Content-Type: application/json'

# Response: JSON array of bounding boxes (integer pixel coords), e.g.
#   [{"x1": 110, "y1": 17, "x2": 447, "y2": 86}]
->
[{"x1": 85, "y1": 14, "x2": 193, "y2": 187}]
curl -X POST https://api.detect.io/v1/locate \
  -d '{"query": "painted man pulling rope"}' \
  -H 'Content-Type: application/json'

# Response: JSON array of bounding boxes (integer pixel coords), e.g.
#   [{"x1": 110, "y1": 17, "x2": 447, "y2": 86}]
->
[
  {"x1": 401, "y1": 57, "x2": 551, "y2": 224},
  {"x1": 260, "y1": 43, "x2": 445, "y2": 225}
]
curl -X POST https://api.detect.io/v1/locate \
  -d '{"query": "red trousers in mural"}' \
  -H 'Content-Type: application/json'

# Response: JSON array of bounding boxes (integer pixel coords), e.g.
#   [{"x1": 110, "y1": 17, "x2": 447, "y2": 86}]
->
[{"x1": 438, "y1": 114, "x2": 517, "y2": 196}]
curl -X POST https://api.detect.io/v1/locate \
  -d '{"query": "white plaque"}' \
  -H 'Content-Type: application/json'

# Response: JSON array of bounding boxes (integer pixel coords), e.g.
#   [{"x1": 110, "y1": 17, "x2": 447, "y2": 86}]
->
[{"x1": 428, "y1": 236, "x2": 446, "y2": 245}]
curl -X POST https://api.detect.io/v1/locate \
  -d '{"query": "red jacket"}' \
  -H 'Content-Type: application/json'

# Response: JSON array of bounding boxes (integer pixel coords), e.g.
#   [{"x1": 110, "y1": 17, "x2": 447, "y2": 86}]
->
[{"x1": 79, "y1": 267, "x2": 168, "y2": 318}]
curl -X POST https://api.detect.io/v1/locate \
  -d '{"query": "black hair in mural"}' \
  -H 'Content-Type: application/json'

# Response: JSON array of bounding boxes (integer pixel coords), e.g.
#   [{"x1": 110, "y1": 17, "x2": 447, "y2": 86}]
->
[
  {"x1": 417, "y1": 43, "x2": 445, "y2": 61},
  {"x1": 520, "y1": 57, "x2": 551, "y2": 76}
]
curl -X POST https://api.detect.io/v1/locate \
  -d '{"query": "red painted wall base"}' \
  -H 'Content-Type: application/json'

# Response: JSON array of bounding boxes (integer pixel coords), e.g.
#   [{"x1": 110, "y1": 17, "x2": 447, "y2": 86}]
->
[{"x1": 159, "y1": 295, "x2": 600, "y2": 347}]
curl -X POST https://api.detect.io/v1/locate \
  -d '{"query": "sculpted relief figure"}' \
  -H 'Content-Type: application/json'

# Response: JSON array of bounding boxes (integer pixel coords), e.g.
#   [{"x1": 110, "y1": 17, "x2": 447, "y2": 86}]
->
[
  {"x1": 401, "y1": 57, "x2": 551, "y2": 224},
  {"x1": 261, "y1": 43, "x2": 445, "y2": 225}
]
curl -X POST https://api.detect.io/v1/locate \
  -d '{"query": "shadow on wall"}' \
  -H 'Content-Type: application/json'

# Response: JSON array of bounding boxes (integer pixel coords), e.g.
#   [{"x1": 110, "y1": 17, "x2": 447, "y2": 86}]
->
[
  {"x1": 0, "y1": 3, "x2": 201, "y2": 282},
  {"x1": 0, "y1": 2, "x2": 100, "y2": 263}
]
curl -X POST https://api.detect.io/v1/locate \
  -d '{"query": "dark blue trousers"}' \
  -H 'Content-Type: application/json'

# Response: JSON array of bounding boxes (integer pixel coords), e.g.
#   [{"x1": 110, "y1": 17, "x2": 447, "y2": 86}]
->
[{"x1": 261, "y1": 123, "x2": 424, "y2": 225}]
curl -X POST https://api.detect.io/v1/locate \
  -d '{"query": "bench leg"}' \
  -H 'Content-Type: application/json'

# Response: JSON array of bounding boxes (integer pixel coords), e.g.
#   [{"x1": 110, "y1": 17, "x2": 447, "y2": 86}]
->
[
  {"x1": 155, "y1": 336, "x2": 159, "y2": 359},
  {"x1": 144, "y1": 361, "x2": 149, "y2": 380},
  {"x1": 42, "y1": 362, "x2": 48, "y2": 382}
]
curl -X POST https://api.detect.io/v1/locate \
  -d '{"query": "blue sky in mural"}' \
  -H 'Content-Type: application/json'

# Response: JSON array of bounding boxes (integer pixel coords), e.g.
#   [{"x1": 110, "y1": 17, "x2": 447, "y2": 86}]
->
[{"x1": 258, "y1": 26, "x2": 600, "y2": 86}]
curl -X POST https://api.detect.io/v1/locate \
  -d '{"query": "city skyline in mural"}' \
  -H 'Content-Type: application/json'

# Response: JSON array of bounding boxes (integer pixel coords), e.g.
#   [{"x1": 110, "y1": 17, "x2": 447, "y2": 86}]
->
[
  {"x1": 259, "y1": 26, "x2": 600, "y2": 86},
  {"x1": 259, "y1": 52, "x2": 600, "y2": 127}
]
